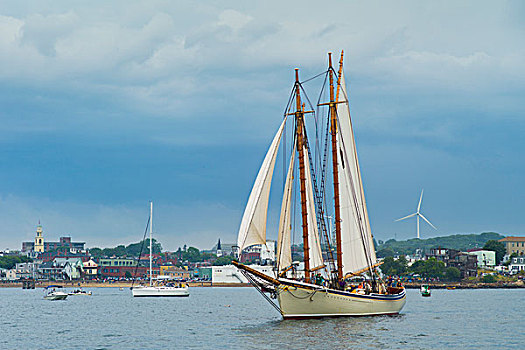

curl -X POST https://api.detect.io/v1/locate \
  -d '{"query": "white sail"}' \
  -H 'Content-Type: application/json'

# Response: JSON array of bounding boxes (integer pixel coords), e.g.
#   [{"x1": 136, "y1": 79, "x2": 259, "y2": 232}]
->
[
  {"x1": 304, "y1": 145, "x2": 324, "y2": 270},
  {"x1": 336, "y1": 71, "x2": 377, "y2": 276},
  {"x1": 238, "y1": 118, "x2": 287, "y2": 253},
  {"x1": 276, "y1": 146, "x2": 295, "y2": 272}
]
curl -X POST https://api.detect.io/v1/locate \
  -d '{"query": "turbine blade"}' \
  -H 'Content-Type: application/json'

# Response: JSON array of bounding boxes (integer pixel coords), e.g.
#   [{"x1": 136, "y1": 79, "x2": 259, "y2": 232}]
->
[
  {"x1": 395, "y1": 213, "x2": 417, "y2": 222},
  {"x1": 417, "y1": 189, "x2": 424, "y2": 212},
  {"x1": 419, "y1": 213, "x2": 437, "y2": 230}
]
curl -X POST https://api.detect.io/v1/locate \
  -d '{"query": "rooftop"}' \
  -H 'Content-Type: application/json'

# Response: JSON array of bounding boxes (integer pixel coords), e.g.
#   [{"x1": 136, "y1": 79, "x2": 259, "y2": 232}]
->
[{"x1": 499, "y1": 236, "x2": 525, "y2": 242}]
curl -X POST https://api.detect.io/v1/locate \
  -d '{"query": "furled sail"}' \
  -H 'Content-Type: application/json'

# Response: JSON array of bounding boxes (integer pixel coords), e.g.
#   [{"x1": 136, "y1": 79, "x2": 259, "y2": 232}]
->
[
  {"x1": 336, "y1": 71, "x2": 377, "y2": 276},
  {"x1": 237, "y1": 118, "x2": 287, "y2": 253},
  {"x1": 304, "y1": 145, "x2": 324, "y2": 270},
  {"x1": 276, "y1": 146, "x2": 295, "y2": 272}
]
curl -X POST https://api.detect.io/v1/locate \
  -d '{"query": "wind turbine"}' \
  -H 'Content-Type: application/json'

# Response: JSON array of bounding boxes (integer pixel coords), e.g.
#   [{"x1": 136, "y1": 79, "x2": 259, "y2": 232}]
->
[{"x1": 395, "y1": 189, "x2": 437, "y2": 239}]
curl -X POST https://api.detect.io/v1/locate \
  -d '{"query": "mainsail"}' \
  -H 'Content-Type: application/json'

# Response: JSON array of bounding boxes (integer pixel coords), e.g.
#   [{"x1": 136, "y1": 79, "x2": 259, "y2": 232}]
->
[
  {"x1": 336, "y1": 71, "x2": 377, "y2": 276},
  {"x1": 237, "y1": 118, "x2": 287, "y2": 253},
  {"x1": 276, "y1": 146, "x2": 295, "y2": 272}
]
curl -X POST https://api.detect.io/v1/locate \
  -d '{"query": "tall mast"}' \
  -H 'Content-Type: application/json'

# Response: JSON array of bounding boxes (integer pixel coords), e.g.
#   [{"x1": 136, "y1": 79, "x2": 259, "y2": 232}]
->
[
  {"x1": 295, "y1": 69, "x2": 311, "y2": 283},
  {"x1": 329, "y1": 52, "x2": 344, "y2": 282},
  {"x1": 149, "y1": 201, "x2": 153, "y2": 287}
]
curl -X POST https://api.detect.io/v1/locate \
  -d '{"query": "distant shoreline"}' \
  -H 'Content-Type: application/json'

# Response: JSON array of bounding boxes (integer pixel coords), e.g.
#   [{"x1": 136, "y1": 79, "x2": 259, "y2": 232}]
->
[
  {"x1": 1, "y1": 280, "x2": 523, "y2": 289},
  {"x1": 0, "y1": 281, "x2": 251, "y2": 288}
]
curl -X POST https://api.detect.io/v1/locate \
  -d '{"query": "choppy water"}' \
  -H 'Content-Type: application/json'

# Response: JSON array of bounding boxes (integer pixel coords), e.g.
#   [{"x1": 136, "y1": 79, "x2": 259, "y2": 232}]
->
[{"x1": 0, "y1": 287, "x2": 523, "y2": 349}]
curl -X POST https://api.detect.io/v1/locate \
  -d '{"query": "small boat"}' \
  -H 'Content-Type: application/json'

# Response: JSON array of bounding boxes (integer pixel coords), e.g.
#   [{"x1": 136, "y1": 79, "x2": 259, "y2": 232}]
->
[
  {"x1": 43, "y1": 285, "x2": 68, "y2": 300},
  {"x1": 68, "y1": 288, "x2": 92, "y2": 296},
  {"x1": 131, "y1": 202, "x2": 190, "y2": 297},
  {"x1": 420, "y1": 284, "x2": 431, "y2": 297},
  {"x1": 446, "y1": 286, "x2": 456, "y2": 290}
]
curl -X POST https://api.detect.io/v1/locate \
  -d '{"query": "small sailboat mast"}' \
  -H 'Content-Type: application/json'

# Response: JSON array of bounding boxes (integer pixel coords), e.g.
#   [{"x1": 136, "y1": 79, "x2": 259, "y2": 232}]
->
[
  {"x1": 294, "y1": 68, "x2": 312, "y2": 283},
  {"x1": 149, "y1": 201, "x2": 153, "y2": 287}
]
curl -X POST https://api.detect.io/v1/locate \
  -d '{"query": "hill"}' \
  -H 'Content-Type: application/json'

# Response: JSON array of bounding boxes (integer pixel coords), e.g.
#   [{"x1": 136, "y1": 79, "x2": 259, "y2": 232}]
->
[{"x1": 375, "y1": 232, "x2": 504, "y2": 257}]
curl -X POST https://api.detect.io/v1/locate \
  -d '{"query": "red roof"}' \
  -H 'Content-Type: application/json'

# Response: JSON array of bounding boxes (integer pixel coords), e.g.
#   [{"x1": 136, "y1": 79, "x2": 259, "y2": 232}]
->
[{"x1": 499, "y1": 236, "x2": 525, "y2": 242}]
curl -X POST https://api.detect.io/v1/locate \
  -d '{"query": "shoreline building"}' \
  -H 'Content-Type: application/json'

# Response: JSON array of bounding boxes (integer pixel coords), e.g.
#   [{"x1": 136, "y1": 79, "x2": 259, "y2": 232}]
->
[
  {"x1": 467, "y1": 249, "x2": 496, "y2": 268},
  {"x1": 499, "y1": 236, "x2": 525, "y2": 256},
  {"x1": 212, "y1": 264, "x2": 274, "y2": 284},
  {"x1": 22, "y1": 224, "x2": 86, "y2": 254}
]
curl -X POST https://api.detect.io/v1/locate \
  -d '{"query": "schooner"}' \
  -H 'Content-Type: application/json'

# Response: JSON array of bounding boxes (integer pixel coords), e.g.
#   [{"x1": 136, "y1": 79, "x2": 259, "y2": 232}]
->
[{"x1": 233, "y1": 52, "x2": 406, "y2": 318}]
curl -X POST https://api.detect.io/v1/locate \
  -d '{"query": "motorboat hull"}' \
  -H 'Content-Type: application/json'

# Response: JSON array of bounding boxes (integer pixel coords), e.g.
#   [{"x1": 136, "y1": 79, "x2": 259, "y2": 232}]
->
[
  {"x1": 44, "y1": 292, "x2": 68, "y2": 300},
  {"x1": 132, "y1": 286, "x2": 189, "y2": 297},
  {"x1": 276, "y1": 281, "x2": 406, "y2": 319}
]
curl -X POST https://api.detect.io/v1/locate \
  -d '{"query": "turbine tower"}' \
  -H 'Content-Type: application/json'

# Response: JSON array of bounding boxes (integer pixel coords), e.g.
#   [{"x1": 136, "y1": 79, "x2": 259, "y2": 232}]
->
[{"x1": 395, "y1": 189, "x2": 437, "y2": 239}]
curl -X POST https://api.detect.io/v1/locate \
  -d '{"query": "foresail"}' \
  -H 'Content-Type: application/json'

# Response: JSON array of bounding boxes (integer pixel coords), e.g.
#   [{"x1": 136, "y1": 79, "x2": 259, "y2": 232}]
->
[
  {"x1": 336, "y1": 71, "x2": 377, "y2": 276},
  {"x1": 304, "y1": 146, "x2": 324, "y2": 270},
  {"x1": 276, "y1": 146, "x2": 295, "y2": 272},
  {"x1": 238, "y1": 118, "x2": 287, "y2": 253}
]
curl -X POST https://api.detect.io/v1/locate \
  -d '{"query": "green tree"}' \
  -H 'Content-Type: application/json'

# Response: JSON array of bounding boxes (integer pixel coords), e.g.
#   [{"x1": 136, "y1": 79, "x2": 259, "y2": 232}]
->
[
  {"x1": 409, "y1": 260, "x2": 426, "y2": 275},
  {"x1": 481, "y1": 274, "x2": 497, "y2": 283},
  {"x1": 376, "y1": 247, "x2": 395, "y2": 258},
  {"x1": 89, "y1": 248, "x2": 103, "y2": 258},
  {"x1": 0, "y1": 255, "x2": 32, "y2": 269},
  {"x1": 125, "y1": 271, "x2": 132, "y2": 279},
  {"x1": 114, "y1": 245, "x2": 127, "y2": 257},
  {"x1": 444, "y1": 267, "x2": 461, "y2": 281},
  {"x1": 182, "y1": 247, "x2": 201, "y2": 262},
  {"x1": 380, "y1": 256, "x2": 407, "y2": 276},
  {"x1": 483, "y1": 240, "x2": 506, "y2": 265},
  {"x1": 213, "y1": 256, "x2": 234, "y2": 266},
  {"x1": 422, "y1": 258, "x2": 446, "y2": 278}
]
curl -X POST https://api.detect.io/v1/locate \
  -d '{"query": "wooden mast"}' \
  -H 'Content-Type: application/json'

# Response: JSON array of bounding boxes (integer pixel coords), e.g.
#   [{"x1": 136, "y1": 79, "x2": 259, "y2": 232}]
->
[
  {"x1": 295, "y1": 68, "x2": 311, "y2": 283},
  {"x1": 328, "y1": 52, "x2": 344, "y2": 283}
]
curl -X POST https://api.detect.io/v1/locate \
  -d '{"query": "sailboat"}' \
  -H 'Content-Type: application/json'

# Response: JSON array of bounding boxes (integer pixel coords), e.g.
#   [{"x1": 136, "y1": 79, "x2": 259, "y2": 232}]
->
[
  {"x1": 233, "y1": 52, "x2": 406, "y2": 318},
  {"x1": 132, "y1": 202, "x2": 189, "y2": 297}
]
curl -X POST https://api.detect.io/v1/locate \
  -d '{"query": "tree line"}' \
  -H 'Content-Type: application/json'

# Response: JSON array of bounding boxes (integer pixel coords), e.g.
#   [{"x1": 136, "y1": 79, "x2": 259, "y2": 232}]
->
[
  {"x1": 376, "y1": 232, "x2": 504, "y2": 258},
  {"x1": 380, "y1": 256, "x2": 462, "y2": 281}
]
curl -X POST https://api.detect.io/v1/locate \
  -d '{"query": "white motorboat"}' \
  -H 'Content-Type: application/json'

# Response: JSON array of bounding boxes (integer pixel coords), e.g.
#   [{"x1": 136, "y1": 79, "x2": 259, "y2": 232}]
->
[
  {"x1": 43, "y1": 285, "x2": 68, "y2": 300},
  {"x1": 68, "y1": 288, "x2": 92, "y2": 296}
]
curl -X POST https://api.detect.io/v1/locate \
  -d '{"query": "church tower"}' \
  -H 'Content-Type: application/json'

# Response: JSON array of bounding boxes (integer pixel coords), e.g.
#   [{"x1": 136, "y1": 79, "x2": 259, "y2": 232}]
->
[
  {"x1": 34, "y1": 224, "x2": 44, "y2": 253},
  {"x1": 216, "y1": 239, "x2": 223, "y2": 257}
]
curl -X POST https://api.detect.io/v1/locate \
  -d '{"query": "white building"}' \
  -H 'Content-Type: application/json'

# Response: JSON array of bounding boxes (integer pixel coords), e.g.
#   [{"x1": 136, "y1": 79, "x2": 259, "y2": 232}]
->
[
  {"x1": 212, "y1": 264, "x2": 275, "y2": 284},
  {"x1": 509, "y1": 256, "x2": 525, "y2": 274},
  {"x1": 15, "y1": 262, "x2": 40, "y2": 279},
  {"x1": 5, "y1": 269, "x2": 17, "y2": 281},
  {"x1": 467, "y1": 250, "x2": 496, "y2": 268},
  {"x1": 241, "y1": 240, "x2": 276, "y2": 262}
]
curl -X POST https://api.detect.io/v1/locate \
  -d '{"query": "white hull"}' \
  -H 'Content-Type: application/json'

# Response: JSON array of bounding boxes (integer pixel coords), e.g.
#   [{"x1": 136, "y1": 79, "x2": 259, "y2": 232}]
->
[
  {"x1": 132, "y1": 286, "x2": 189, "y2": 297},
  {"x1": 44, "y1": 292, "x2": 68, "y2": 300},
  {"x1": 277, "y1": 281, "x2": 406, "y2": 318}
]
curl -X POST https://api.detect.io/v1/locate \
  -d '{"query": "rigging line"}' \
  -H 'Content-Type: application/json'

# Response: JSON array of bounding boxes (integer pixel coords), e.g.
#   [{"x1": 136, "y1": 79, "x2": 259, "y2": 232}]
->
[
  {"x1": 298, "y1": 84, "x2": 317, "y2": 121},
  {"x1": 240, "y1": 270, "x2": 283, "y2": 315},
  {"x1": 300, "y1": 70, "x2": 329, "y2": 84},
  {"x1": 283, "y1": 83, "x2": 298, "y2": 117},
  {"x1": 130, "y1": 215, "x2": 150, "y2": 289},
  {"x1": 316, "y1": 73, "x2": 329, "y2": 179},
  {"x1": 285, "y1": 287, "x2": 319, "y2": 300},
  {"x1": 303, "y1": 127, "x2": 336, "y2": 280}
]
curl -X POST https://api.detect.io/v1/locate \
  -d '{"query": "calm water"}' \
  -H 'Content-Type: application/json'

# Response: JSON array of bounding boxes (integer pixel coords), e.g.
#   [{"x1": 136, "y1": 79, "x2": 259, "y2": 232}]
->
[{"x1": 0, "y1": 287, "x2": 523, "y2": 349}]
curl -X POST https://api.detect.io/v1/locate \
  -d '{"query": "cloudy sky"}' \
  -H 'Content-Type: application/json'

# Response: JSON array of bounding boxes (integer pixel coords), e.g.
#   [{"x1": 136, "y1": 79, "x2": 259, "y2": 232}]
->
[{"x1": 1, "y1": 1, "x2": 524, "y2": 251}]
